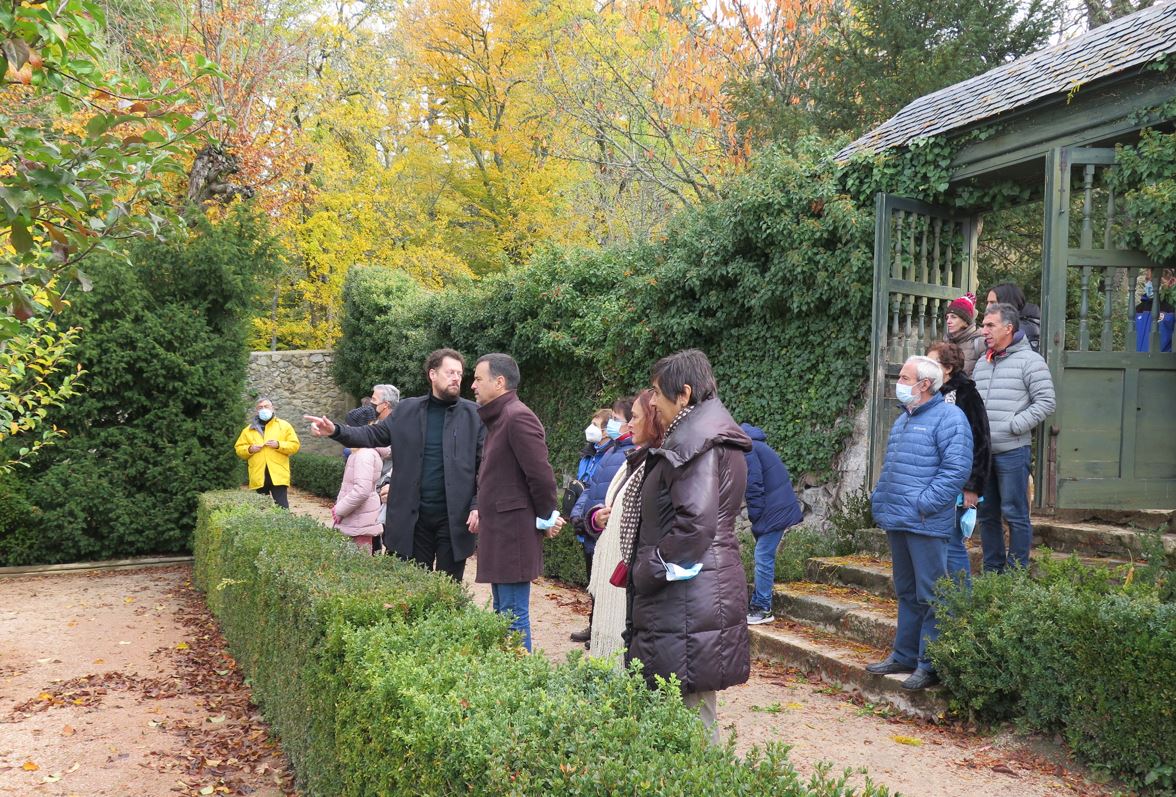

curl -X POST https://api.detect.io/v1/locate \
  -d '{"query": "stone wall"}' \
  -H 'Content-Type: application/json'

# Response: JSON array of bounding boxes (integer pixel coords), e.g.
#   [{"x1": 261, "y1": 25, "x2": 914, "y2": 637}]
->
[
  {"x1": 244, "y1": 350, "x2": 355, "y2": 456},
  {"x1": 793, "y1": 406, "x2": 870, "y2": 526}
]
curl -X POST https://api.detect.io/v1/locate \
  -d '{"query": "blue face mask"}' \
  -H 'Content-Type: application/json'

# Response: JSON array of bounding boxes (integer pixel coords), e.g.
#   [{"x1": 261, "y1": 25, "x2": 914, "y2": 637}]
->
[
  {"x1": 605, "y1": 418, "x2": 623, "y2": 439},
  {"x1": 895, "y1": 383, "x2": 918, "y2": 406},
  {"x1": 258, "y1": 408, "x2": 274, "y2": 422}
]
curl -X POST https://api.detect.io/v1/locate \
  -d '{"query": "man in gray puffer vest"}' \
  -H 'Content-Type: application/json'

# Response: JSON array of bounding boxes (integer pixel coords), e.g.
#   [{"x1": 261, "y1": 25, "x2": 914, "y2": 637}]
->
[{"x1": 974, "y1": 302, "x2": 1056, "y2": 572}]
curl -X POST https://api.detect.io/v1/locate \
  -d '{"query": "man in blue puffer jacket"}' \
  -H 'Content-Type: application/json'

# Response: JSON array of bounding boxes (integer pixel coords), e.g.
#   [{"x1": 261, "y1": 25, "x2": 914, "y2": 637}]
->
[
  {"x1": 740, "y1": 423, "x2": 804, "y2": 625},
  {"x1": 569, "y1": 396, "x2": 635, "y2": 644},
  {"x1": 868, "y1": 355, "x2": 972, "y2": 690}
]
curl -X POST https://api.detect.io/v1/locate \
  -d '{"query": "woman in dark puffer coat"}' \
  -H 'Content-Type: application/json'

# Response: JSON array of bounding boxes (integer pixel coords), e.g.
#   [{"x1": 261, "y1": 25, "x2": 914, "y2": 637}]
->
[
  {"x1": 625, "y1": 349, "x2": 752, "y2": 745},
  {"x1": 927, "y1": 340, "x2": 991, "y2": 588}
]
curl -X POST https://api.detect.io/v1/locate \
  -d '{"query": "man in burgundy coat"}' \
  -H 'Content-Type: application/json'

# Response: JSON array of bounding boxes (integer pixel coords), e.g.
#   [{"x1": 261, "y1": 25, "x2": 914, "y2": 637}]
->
[{"x1": 469, "y1": 352, "x2": 564, "y2": 651}]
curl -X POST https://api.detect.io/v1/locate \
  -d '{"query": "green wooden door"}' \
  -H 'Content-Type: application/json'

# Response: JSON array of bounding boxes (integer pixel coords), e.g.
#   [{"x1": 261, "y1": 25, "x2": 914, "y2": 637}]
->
[
  {"x1": 1041, "y1": 147, "x2": 1176, "y2": 509},
  {"x1": 868, "y1": 194, "x2": 979, "y2": 488}
]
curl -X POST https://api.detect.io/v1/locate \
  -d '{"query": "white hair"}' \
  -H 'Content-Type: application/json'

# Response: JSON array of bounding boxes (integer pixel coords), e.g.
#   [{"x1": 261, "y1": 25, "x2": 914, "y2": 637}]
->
[
  {"x1": 373, "y1": 384, "x2": 400, "y2": 406},
  {"x1": 906, "y1": 355, "x2": 944, "y2": 393}
]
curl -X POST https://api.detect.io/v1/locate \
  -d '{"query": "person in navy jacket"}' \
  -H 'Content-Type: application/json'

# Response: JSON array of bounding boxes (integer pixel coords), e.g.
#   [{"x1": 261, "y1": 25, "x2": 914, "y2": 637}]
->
[
  {"x1": 569, "y1": 397, "x2": 635, "y2": 643},
  {"x1": 868, "y1": 355, "x2": 972, "y2": 690},
  {"x1": 739, "y1": 423, "x2": 803, "y2": 625}
]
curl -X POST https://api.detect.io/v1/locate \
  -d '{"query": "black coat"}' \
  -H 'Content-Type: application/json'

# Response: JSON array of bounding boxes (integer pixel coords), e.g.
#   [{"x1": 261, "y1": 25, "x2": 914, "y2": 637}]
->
[
  {"x1": 941, "y1": 372, "x2": 990, "y2": 495},
  {"x1": 625, "y1": 398, "x2": 752, "y2": 694},
  {"x1": 332, "y1": 395, "x2": 484, "y2": 561}
]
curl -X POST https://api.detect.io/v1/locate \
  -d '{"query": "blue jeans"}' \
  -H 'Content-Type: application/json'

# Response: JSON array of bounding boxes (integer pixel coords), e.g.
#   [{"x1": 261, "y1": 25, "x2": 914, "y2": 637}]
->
[
  {"x1": 978, "y1": 446, "x2": 1032, "y2": 573},
  {"x1": 946, "y1": 507, "x2": 972, "y2": 590},
  {"x1": 491, "y1": 582, "x2": 532, "y2": 652},
  {"x1": 750, "y1": 529, "x2": 784, "y2": 612},
  {"x1": 886, "y1": 530, "x2": 947, "y2": 672}
]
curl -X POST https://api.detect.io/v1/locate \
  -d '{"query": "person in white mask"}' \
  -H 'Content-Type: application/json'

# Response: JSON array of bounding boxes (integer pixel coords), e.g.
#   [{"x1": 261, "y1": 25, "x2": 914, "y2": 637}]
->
[
  {"x1": 234, "y1": 397, "x2": 301, "y2": 508},
  {"x1": 867, "y1": 356, "x2": 972, "y2": 690}
]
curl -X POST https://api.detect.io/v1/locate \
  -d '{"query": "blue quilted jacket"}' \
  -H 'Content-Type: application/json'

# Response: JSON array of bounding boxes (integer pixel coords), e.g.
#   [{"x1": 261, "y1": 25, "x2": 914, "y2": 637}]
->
[
  {"x1": 571, "y1": 435, "x2": 635, "y2": 553},
  {"x1": 870, "y1": 394, "x2": 972, "y2": 538}
]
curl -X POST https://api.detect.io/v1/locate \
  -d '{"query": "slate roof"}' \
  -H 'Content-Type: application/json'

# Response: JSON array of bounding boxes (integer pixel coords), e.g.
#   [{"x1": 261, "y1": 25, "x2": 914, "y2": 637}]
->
[{"x1": 837, "y1": 1, "x2": 1176, "y2": 160}]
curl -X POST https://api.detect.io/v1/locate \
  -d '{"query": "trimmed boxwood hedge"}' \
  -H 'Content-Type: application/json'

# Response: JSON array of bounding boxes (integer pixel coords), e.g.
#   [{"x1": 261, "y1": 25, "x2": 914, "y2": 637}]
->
[
  {"x1": 194, "y1": 491, "x2": 891, "y2": 797},
  {"x1": 289, "y1": 452, "x2": 346, "y2": 500},
  {"x1": 930, "y1": 556, "x2": 1176, "y2": 793}
]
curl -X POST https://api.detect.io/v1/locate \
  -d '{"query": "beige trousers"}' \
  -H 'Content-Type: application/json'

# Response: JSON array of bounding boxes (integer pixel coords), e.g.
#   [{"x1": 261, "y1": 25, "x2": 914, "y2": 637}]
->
[{"x1": 683, "y1": 690, "x2": 719, "y2": 745}]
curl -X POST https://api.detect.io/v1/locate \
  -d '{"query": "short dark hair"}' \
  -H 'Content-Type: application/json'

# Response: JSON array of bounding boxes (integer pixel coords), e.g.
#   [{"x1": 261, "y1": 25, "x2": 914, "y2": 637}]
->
[
  {"x1": 984, "y1": 302, "x2": 1020, "y2": 332},
  {"x1": 988, "y1": 283, "x2": 1026, "y2": 311},
  {"x1": 611, "y1": 395, "x2": 635, "y2": 421},
  {"x1": 926, "y1": 340, "x2": 964, "y2": 376},
  {"x1": 476, "y1": 352, "x2": 520, "y2": 390},
  {"x1": 424, "y1": 348, "x2": 465, "y2": 380},
  {"x1": 651, "y1": 349, "x2": 718, "y2": 406}
]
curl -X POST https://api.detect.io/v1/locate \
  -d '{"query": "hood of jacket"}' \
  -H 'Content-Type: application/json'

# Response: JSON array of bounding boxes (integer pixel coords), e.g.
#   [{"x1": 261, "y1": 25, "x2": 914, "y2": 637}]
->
[
  {"x1": 655, "y1": 398, "x2": 751, "y2": 469},
  {"x1": 739, "y1": 422, "x2": 767, "y2": 442}
]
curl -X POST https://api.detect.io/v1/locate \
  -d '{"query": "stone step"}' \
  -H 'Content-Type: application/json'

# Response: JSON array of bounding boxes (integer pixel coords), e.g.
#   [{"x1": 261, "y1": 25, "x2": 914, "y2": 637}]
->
[
  {"x1": 1033, "y1": 520, "x2": 1176, "y2": 564},
  {"x1": 855, "y1": 521, "x2": 1175, "y2": 565},
  {"x1": 1050, "y1": 507, "x2": 1175, "y2": 532},
  {"x1": 771, "y1": 582, "x2": 897, "y2": 651},
  {"x1": 806, "y1": 546, "x2": 1133, "y2": 599},
  {"x1": 806, "y1": 555, "x2": 895, "y2": 598},
  {"x1": 748, "y1": 621, "x2": 947, "y2": 721}
]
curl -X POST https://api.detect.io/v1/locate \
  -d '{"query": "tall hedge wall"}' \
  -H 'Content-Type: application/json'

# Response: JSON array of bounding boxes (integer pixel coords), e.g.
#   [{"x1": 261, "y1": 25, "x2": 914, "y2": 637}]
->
[
  {"x1": 334, "y1": 142, "x2": 874, "y2": 481},
  {"x1": 193, "y1": 491, "x2": 891, "y2": 797},
  {"x1": 0, "y1": 209, "x2": 276, "y2": 566}
]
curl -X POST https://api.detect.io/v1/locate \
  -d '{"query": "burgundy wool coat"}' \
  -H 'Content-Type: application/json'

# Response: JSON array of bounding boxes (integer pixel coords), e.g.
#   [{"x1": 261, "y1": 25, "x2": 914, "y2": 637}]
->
[{"x1": 474, "y1": 391, "x2": 558, "y2": 584}]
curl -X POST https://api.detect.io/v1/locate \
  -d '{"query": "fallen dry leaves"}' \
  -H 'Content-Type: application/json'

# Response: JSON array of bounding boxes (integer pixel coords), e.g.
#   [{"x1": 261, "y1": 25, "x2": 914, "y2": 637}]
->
[{"x1": 7, "y1": 567, "x2": 296, "y2": 796}]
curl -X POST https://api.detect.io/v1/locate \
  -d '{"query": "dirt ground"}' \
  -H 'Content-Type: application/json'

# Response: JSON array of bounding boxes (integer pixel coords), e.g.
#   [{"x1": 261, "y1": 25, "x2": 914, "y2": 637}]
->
[
  {"x1": 0, "y1": 488, "x2": 1115, "y2": 796},
  {"x1": 0, "y1": 566, "x2": 294, "y2": 797}
]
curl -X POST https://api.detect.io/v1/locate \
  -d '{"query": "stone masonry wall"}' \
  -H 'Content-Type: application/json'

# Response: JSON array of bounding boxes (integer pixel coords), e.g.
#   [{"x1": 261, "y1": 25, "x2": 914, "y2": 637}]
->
[{"x1": 244, "y1": 350, "x2": 355, "y2": 456}]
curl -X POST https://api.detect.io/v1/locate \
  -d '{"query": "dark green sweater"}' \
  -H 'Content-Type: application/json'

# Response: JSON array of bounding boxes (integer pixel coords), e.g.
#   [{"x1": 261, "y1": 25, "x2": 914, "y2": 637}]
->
[{"x1": 419, "y1": 394, "x2": 454, "y2": 513}]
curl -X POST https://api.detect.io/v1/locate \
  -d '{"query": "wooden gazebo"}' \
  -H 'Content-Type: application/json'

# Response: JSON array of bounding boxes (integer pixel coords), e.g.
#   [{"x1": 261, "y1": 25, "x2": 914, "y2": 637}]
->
[{"x1": 842, "y1": 2, "x2": 1176, "y2": 510}]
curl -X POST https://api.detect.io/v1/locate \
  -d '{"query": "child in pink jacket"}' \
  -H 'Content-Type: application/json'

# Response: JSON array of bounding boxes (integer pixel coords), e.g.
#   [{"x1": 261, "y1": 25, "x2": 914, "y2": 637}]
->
[{"x1": 333, "y1": 445, "x2": 390, "y2": 553}]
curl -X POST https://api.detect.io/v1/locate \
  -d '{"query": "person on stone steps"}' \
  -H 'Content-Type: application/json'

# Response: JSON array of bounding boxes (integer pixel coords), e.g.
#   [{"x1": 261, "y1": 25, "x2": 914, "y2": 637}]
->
[
  {"x1": 740, "y1": 422, "x2": 803, "y2": 626},
  {"x1": 926, "y1": 341, "x2": 991, "y2": 589},
  {"x1": 868, "y1": 355, "x2": 971, "y2": 691}
]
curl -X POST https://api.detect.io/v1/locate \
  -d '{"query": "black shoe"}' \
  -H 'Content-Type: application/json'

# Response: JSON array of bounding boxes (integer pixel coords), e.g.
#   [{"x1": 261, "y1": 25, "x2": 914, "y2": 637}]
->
[
  {"x1": 865, "y1": 659, "x2": 916, "y2": 675},
  {"x1": 900, "y1": 670, "x2": 940, "y2": 690},
  {"x1": 569, "y1": 626, "x2": 590, "y2": 643}
]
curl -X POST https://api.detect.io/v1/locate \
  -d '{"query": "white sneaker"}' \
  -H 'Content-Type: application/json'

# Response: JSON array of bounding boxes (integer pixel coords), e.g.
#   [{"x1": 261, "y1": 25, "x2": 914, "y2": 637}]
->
[{"x1": 746, "y1": 608, "x2": 775, "y2": 625}]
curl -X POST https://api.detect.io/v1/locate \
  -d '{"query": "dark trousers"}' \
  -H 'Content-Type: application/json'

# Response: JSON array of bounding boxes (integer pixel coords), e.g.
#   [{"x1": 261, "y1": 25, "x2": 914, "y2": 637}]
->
[
  {"x1": 582, "y1": 545, "x2": 595, "y2": 627},
  {"x1": 412, "y1": 507, "x2": 465, "y2": 582},
  {"x1": 257, "y1": 467, "x2": 289, "y2": 509}
]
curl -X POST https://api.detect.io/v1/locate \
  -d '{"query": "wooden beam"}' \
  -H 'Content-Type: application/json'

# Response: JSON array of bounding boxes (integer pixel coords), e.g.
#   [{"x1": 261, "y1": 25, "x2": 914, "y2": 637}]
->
[{"x1": 949, "y1": 75, "x2": 1176, "y2": 181}]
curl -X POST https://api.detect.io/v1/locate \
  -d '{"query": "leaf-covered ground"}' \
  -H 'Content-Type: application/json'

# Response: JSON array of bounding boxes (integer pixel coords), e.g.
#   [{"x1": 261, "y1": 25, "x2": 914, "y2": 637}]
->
[{"x1": 0, "y1": 566, "x2": 294, "y2": 796}]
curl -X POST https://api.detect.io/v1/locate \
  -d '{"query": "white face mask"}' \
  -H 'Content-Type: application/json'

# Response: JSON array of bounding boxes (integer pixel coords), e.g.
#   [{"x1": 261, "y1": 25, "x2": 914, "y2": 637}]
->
[
  {"x1": 584, "y1": 424, "x2": 603, "y2": 443},
  {"x1": 258, "y1": 408, "x2": 274, "y2": 422}
]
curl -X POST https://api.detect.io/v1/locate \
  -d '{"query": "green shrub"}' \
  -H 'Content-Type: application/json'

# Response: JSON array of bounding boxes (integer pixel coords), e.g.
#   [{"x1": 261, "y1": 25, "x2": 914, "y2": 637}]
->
[
  {"x1": 738, "y1": 526, "x2": 838, "y2": 585},
  {"x1": 0, "y1": 473, "x2": 43, "y2": 566},
  {"x1": 290, "y1": 452, "x2": 346, "y2": 500},
  {"x1": 195, "y1": 491, "x2": 892, "y2": 797},
  {"x1": 3, "y1": 208, "x2": 275, "y2": 566},
  {"x1": 931, "y1": 561, "x2": 1176, "y2": 793},
  {"x1": 543, "y1": 514, "x2": 590, "y2": 586}
]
